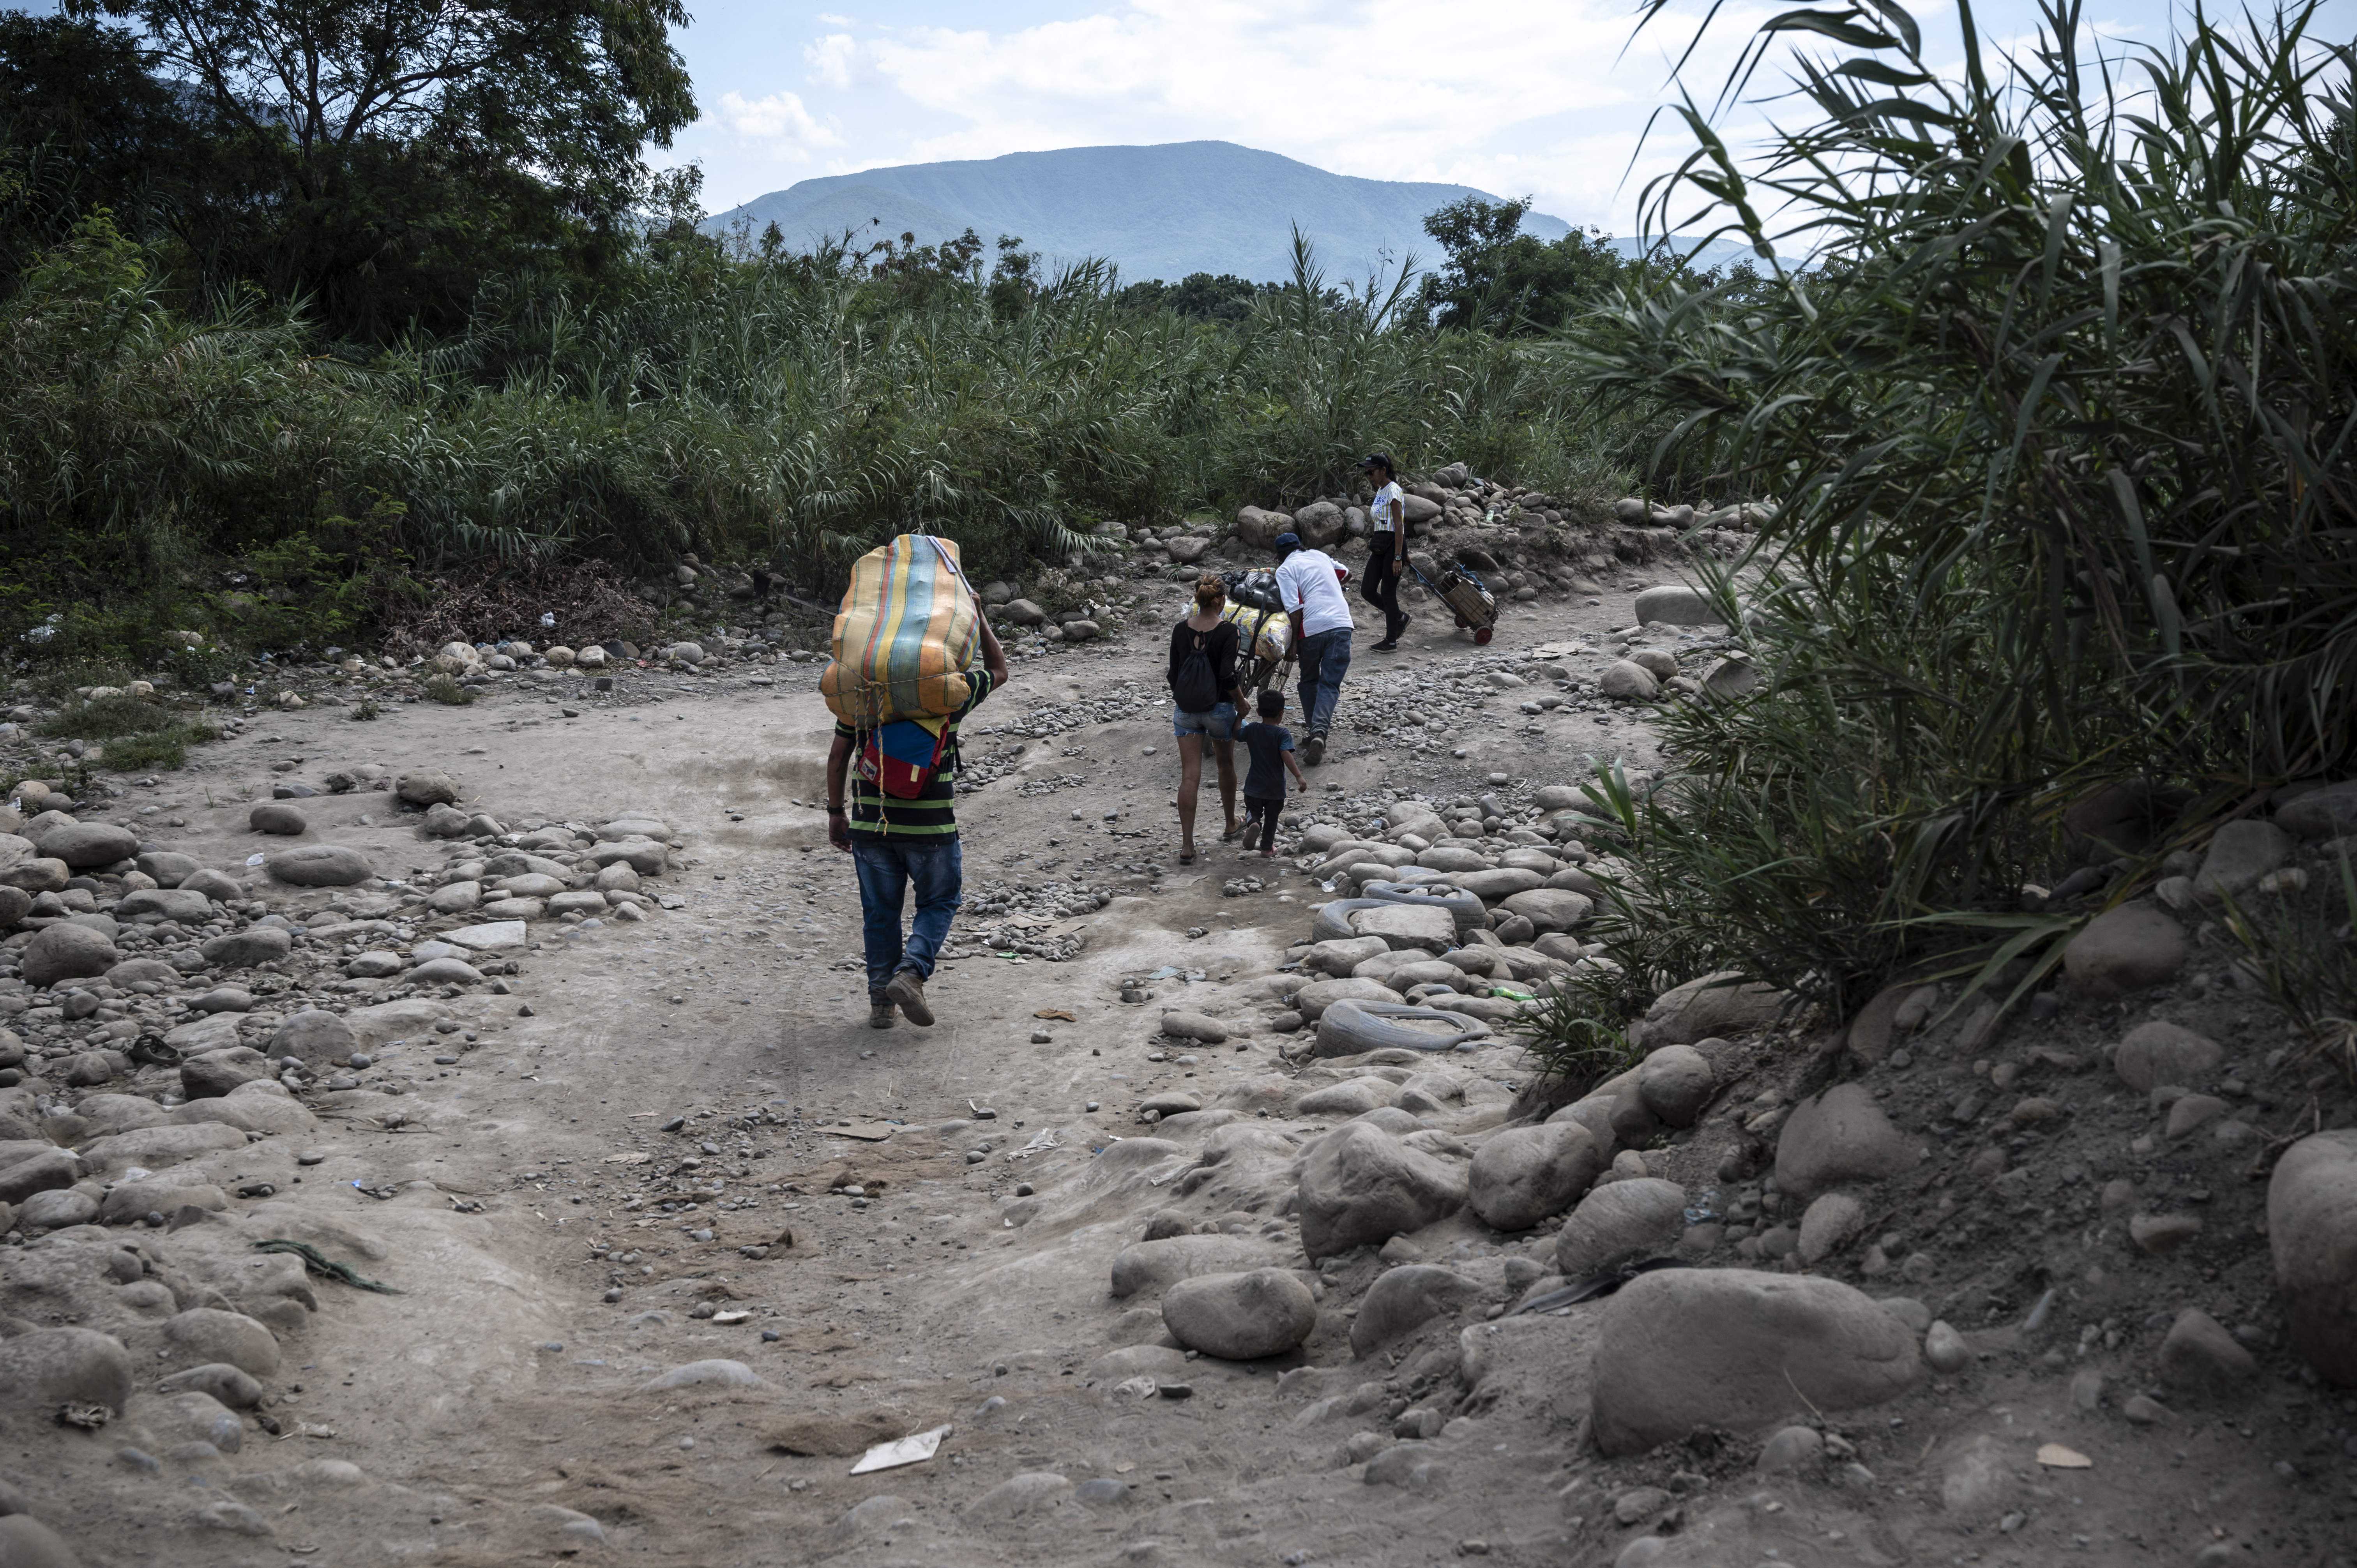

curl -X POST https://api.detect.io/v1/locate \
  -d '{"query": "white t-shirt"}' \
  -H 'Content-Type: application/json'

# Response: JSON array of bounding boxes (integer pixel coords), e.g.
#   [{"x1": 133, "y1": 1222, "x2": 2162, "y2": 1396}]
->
[
  {"x1": 1278, "y1": 549, "x2": 1356, "y2": 637},
  {"x1": 1369, "y1": 481, "x2": 1405, "y2": 533}
]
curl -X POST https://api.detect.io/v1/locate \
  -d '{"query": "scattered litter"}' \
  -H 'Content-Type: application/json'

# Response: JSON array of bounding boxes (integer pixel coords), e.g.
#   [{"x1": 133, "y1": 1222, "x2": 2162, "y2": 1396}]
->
[
  {"x1": 849, "y1": 1423, "x2": 952, "y2": 1475},
  {"x1": 1112, "y1": 1377, "x2": 1159, "y2": 1399},
  {"x1": 253, "y1": 1240, "x2": 404, "y2": 1295},
  {"x1": 245, "y1": 853, "x2": 266, "y2": 867},
  {"x1": 1007, "y1": 1128, "x2": 1064, "y2": 1160},
  {"x1": 2037, "y1": 1443, "x2": 2092, "y2": 1469}
]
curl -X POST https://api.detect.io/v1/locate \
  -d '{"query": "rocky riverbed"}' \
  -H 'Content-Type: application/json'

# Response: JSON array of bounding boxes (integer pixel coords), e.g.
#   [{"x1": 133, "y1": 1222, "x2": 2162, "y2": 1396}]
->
[{"x1": 0, "y1": 513, "x2": 2353, "y2": 1568}]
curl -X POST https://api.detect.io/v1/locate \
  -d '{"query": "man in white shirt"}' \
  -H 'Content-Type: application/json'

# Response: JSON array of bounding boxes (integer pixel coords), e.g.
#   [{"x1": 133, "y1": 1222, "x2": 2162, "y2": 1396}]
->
[{"x1": 1274, "y1": 530, "x2": 1355, "y2": 765}]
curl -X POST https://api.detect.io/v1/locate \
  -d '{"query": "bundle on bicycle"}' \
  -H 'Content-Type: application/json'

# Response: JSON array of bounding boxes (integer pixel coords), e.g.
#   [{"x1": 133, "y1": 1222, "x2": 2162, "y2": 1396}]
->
[
  {"x1": 1219, "y1": 569, "x2": 1294, "y2": 694},
  {"x1": 1406, "y1": 551, "x2": 1499, "y2": 645}
]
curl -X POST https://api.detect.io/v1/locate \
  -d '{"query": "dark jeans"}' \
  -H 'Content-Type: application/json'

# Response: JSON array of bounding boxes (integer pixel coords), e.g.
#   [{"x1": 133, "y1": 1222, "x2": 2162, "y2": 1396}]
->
[
  {"x1": 1244, "y1": 794, "x2": 1284, "y2": 853},
  {"x1": 1296, "y1": 626, "x2": 1352, "y2": 738},
  {"x1": 851, "y1": 838, "x2": 963, "y2": 1003},
  {"x1": 1365, "y1": 535, "x2": 1408, "y2": 640}
]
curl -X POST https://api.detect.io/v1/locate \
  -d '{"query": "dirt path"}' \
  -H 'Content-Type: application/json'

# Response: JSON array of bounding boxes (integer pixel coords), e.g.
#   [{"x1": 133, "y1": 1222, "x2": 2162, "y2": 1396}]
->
[{"x1": 11, "y1": 558, "x2": 2354, "y2": 1568}]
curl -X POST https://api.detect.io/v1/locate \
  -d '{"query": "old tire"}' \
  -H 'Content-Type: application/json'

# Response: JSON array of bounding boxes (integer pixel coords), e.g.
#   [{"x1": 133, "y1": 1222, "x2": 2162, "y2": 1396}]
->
[{"x1": 1313, "y1": 998, "x2": 1492, "y2": 1057}]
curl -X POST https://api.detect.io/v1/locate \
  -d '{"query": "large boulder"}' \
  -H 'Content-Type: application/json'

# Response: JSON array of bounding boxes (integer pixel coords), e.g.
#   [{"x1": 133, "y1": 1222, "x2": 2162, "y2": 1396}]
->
[
  {"x1": 1349, "y1": 1265, "x2": 1482, "y2": 1356},
  {"x1": 115, "y1": 888, "x2": 212, "y2": 924},
  {"x1": 0, "y1": 856, "x2": 68, "y2": 894},
  {"x1": 1599, "y1": 660, "x2": 1659, "y2": 700},
  {"x1": 1107, "y1": 1234, "x2": 1279, "y2": 1299},
  {"x1": 2062, "y1": 904, "x2": 2187, "y2": 998},
  {"x1": 0, "y1": 1325, "x2": 135, "y2": 1413},
  {"x1": 1350, "y1": 904, "x2": 1457, "y2": 953},
  {"x1": 164, "y1": 1307, "x2": 281, "y2": 1377},
  {"x1": 19, "y1": 923, "x2": 119, "y2": 987},
  {"x1": 2113, "y1": 1021, "x2": 2222, "y2": 1092},
  {"x1": 2267, "y1": 1130, "x2": 2357, "y2": 1386},
  {"x1": 1635, "y1": 971, "x2": 1785, "y2": 1047},
  {"x1": 1637, "y1": 1044, "x2": 1715, "y2": 1127},
  {"x1": 0, "y1": 1148, "x2": 84, "y2": 1205},
  {"x1": 1160, "y1": 1269, "x2": 1318, "y2": 1360},
  {"x1": 1774, "y1": 1082, "x2": 1914, "y2": 1200},
  {"x1": 1234, "y1": 507, "x2": 1293, "y2": 550},
  {"x1": 1296, "y1": 1122, "x2": 1467, "y2": 1261},
  {"x1": 1451, "y1": 868, "x2": 1544, "y2": 902},
  {"x1": 1590, "y1": 1270, "x2": 1924, "y2": 1455},
  {"x1": 1292, "y1": 501, "x2": 1346, "y2": 547},
  {"x1": 271, "y1": 1010, "x2": 357, "y2": 1062},
  {"x1": 266, "y1": 844, "x2": 373, "y2": 887},
  {"x1": 395, "y1": 770, "x2": 459, "y2": 806},
  {"x1": 1632, "y1": 584, "x2": 1718, "y2": 626},
  {"x1": 2193, "y1": 819, "x2": 2293, "y2": 902},
  {"x1": 1554, "y1": 1178, "x2": 1687, "y2": 1278},
  {"x1": 33, "y1": 820, "x2": 138, "y2": 868},
  {"x1": 2278, "y1": 780, "x2": 2357, "y2": 840},
  {"x1": 1498, "y1": 889, "x2": 1592, "y2": 935},
  {"x1": 1467, "y1": 1122, "x2": 1599, "y2": 1231},
  {"x1": 180, "y1": 1046, "x2": 274, "y2": 1100}
]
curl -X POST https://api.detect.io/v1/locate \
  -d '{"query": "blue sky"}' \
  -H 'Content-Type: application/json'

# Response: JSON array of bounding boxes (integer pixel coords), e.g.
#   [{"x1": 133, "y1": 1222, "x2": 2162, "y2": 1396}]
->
[{"x1": 660, "y1": 0, "x2": 2356, "y2": 231}]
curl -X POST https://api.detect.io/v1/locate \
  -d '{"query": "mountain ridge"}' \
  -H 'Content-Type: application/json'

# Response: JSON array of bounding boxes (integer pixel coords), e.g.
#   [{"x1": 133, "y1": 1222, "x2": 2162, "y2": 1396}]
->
[{"x1": 701, "y1": 140, "x2": 1573, "y2": 284}]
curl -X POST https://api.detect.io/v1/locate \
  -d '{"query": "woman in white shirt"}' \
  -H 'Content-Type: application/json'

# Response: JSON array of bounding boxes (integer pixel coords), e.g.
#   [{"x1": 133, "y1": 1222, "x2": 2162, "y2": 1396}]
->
[{"x1": 1359, "y1": 452, "x2": 1411, "y2": 650}]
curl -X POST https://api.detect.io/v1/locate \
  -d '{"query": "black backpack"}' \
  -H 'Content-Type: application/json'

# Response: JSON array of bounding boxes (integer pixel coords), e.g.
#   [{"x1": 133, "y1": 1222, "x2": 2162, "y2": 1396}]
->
[{"x1": 1173, "y1": 628, "x2": 1220, "y2": 713}]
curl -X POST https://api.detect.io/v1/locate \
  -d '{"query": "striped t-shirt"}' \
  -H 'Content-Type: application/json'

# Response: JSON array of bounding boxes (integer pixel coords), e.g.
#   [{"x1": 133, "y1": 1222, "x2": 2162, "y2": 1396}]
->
[{"x1": 834, "y1": 670, "x2": 997, "y2": 842}]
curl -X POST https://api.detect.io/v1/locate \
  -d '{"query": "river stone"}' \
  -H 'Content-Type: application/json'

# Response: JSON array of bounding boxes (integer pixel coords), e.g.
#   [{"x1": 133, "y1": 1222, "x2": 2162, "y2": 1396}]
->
[
  {"x1": 345, "y1": 998, "x2": 452, "y2": 1050},
  {"x1": 247, "y1": 802, "x2": 307, "y2": 836},
  {"x1": 972, "y1": 1472, "x2": 1074, "y2": 1520},
  {"x1": 2114, "y1": 1021, "x2": 2221, "y2": 1092},
  {"x1": 1633, "y1": 584, "x2": 1716, "y2": 626},
  {"x1": 421, "y1": 802, "x2": 472, "y2": 838},
  {"x1": 2266, "y1": 1129, "x2": 2357, "y2": 1386},
  {"x1": 271, "y1": 1010, "x2": 356, "y2": 1062},
  {"x1": 2158, "y1": 1308, "x2": 2258, "y2": 1399},
  {"x1": 2278, "y1": 780, "x2": 2357, "y2": 839},
  {"x1": 1160, "y1": 1268, "x2": 1318, "y2": 1360},
  {"x1": 158, "y1": 1361, "x2": 265, "y2": 1409},
  {"x1": 99, "y1": 1181, "x2": 226, "y2": 1225},
  {"x1": 395, "y1": 770, "x2": 459, "y2": 806},
  {"x1": 115, "y1": 888, "x2": 212, "y2": 924},
  {"x1": 1350, "y1": 1265, "x2": 1482, "y2": 1356},
  {"x1": 1637, "y1": 1044, "x2": 1715, "y2": 1127},
  {"x1": 18, "y1": 1187, "x2": 99, "y2": 1229},
  {"x1": 0, "y1": 1325, "x2": 135, "y2": 1411},
  {"x1": 166, "y1": 1012, "x2": 245, "y2": 1052},
  {"x1": 1295, "y1": 1079, "x2": 1397, "y2": 1118},
  {"x1": 1590, "y1": 1269, "x2": 1925, "y2": 1455},
  {"x1": 1797, "y1": 1192, "x2": 1867, "y2": 1264},
  {"x1": 0, "y1": 886, "x2": 29, "y2": 929},
  {"x1": 2193, "y1": 819, "x2": 2292, "y2": 902},
  {"x1": 1108, "y1": 1234, "x2": 1279, "y2": 1298},
  {"x1": 1636, "y1": 971, "x2": 1786, "y2": 1047},
  {"x1": 407, "y1": 957, "x2": 484, "y2": 986},
  {"x1": 1451, "y1": 868, "x2": 1544, "y2": 902},
  {"x1": 0, "y1": 1515, "x2": 83, "y2": 1565},
  {"x1": 1297, "y1": 1122, "x2": 1468, "y2": 1261},
  {"x1": 138, "y1": 850, "x2": 201, "y2": 883},
  {"x1": 1467, "y1": 1122, "x2": 1600, "y2": 1231},
  {"x1": 2062, "y1": 904, "x2": 2187, "y2": 998},
  {"x1": 637, "y1": 1360, "x2": 765, "y2": 1392},
  {"x1": 1290, "y1": 978, "x2": 1407, "y2": 1020},
  {"x1": 0, "y1": 1148, "x2": 85, "y2": 1205},
  {"x1": 19, "y1": 923, "x2": 120, "y2": 986},
  {"x1": 80, "y1": 1121, "x2": 245, "y2": 1172},
  {"x1": 180, "y1": 1047, "x2": 274, "y2": 1100},
  {"x1": 1158, "y1": 1011, "x2": 1228, "y2": 1044},
  {"x1": 179, "y1": 868, "x2": 243, "y2": 902},
  {"x1": 1774, "y1": 1082, "x2": 1914, "y2": 1200},
  {"x1": 34, "y1": 820, "x2": 139, "y2": 868},
  {"x1": 1599, "y1": 660, "x2": 1659, "y2": 700},
  {"x1": 1498, "y1": 888, "x2": 1590, "y2": 934},
  {"x1": 426, "y1": 881, "x2": 481, "y2": 915},
  {"x1": 1555, "y1": 1178, "x2": 1687, "y2": 1278},
  {"x1": 1351, "y1": 904, "x2": 1458, "y2": 952},
  {"x1": 267, "y1": 844, "x2": 372, "y2": 887},
  {"x1": 202, "y1": 927, "x2": 292, "y2": 968}
]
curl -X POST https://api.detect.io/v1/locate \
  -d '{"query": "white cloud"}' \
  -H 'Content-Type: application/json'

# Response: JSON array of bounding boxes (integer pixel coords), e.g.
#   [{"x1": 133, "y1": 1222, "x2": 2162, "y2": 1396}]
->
[
  {"x1": 789, "y1": 0, "x2": 1775, "y2": 230},
  {"x1": 714, "y1": 89, "x2": 845, "y2": 161}
]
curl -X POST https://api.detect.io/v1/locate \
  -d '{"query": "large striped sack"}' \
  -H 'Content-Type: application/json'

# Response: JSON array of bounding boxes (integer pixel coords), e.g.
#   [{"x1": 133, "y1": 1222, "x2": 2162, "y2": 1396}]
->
[{"x1": 822, "y1": 534, "x2": 980, "y2": 727}]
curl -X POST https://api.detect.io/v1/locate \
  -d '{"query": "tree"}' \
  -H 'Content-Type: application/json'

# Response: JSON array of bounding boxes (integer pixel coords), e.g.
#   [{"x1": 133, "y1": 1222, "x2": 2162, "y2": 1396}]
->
[
  {"x1": 1416, "y1": 196, "x2": 1627, "y2": 334},
  {"x1": 1114, "y1": 272, "x2": 1268, "y2": 322},
  {"x1": 71, "y1": 0, "x2": 697, "y2": 335}
]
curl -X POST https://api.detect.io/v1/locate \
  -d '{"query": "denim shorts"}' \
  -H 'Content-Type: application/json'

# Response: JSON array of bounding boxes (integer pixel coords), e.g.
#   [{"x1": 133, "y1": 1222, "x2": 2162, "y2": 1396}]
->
[{"x1": 1171, "y1": 702, "x2": 1237, "y2": 740}]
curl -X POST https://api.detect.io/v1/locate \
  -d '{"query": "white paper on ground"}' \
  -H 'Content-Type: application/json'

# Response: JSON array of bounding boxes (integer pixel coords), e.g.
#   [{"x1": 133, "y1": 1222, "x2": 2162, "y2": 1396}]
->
[{"x1": 849, "y1": 1423, "x2": 952, "y2": 1476}]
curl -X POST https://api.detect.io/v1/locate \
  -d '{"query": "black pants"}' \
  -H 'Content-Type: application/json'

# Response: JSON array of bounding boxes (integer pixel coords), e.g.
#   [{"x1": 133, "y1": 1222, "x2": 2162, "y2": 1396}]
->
[
  {"x1": 1364, "y1": 535, "x2": 1408, "y2": 641},
  {"x1": 1244, "y1": 794, "x2": 1284, "y2": 853}
]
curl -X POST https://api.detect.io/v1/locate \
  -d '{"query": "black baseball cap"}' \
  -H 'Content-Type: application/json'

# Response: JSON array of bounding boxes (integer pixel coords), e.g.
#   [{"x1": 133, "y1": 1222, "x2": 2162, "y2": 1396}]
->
[{"x1": 1357, "y1": 452, "x2": 1395, "y2": 471}]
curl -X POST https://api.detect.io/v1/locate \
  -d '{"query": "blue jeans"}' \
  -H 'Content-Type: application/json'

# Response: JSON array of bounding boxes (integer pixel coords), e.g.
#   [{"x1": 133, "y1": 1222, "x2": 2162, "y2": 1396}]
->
[
  {"x1": 1296, "y1": 626, "x2": 1352, "y2": 737},
  {"x1": 852, "y1": 839, "x2": 963, "y2": 1003}
]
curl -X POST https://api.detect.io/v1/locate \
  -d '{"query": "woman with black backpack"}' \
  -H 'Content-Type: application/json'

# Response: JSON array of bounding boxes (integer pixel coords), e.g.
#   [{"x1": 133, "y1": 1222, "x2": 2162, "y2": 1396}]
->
[{"x1": 1167, "y1": 572, "x2": 1245, "y2": 863}]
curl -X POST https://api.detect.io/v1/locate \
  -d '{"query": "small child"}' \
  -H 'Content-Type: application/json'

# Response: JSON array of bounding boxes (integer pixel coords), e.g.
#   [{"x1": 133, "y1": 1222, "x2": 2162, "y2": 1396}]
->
[{"x1": 1237, "y1": 688, "x2": 1308, "y2": 857}]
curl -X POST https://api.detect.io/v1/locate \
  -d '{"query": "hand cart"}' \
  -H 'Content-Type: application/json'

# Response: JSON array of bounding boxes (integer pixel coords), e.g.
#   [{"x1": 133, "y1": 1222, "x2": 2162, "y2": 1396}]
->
[{"x1": 1406, "y1": 553, "x2": 1498, "y2": 645}]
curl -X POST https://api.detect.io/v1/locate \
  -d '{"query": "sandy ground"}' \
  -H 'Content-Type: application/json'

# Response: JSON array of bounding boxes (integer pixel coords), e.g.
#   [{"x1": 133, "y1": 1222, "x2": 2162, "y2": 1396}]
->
[{"x1": 11, "y1": 562, "x2": 2356, "y2": 1568}]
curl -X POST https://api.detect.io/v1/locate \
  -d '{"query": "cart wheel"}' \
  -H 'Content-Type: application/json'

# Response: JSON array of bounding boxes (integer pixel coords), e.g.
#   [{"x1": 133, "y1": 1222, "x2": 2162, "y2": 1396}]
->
[
  {"x1": 1453, "y1": 616, "x2": 1468, "y2": 629},
  {"x1": 1474, "y1": 627, "x2": 1493, "y2": 645}
]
